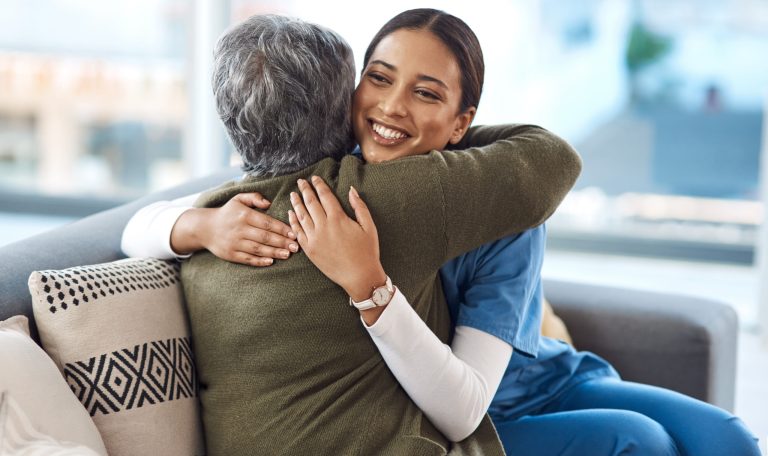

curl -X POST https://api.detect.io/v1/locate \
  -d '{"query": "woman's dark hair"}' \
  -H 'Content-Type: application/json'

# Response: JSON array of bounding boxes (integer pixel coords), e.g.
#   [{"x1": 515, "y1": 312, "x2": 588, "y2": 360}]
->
[{"x1": 363, "y1": 8, "x2": 484, "y2": 113}]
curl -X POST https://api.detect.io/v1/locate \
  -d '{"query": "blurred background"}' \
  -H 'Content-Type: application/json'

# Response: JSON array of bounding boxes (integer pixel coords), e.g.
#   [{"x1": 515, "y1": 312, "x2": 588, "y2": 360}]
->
[{"x1": 1, "y1": 0, "x2": 767, "y2": 444}]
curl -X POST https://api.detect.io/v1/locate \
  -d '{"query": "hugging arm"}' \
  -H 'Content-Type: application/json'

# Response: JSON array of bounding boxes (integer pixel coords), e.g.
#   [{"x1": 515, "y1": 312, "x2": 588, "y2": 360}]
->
[
  {"x1": 121, "y1": 194, "x2": 200, "y2": 259},
  {"x1": 121, "y1": 124, "x2": 580, "y2": 266},
  {"x1": 289, "y1": 176, "x2": 513, "y2": 441},
  {"x1": 121, "y1": 191, "x2": 297, "y2": 265},
  {"x1": 438, "y1": 124, "x2": 580, "y2": 259},
  {"x1": 366, "y1": 299, "x2": 512, "y2": 442},
  {"x1": 287, "y1": 125, "x2": 576, "y2": 440}
]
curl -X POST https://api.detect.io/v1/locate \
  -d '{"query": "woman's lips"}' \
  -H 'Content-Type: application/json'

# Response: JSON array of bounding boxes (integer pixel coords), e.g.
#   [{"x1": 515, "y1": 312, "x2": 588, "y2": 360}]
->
[{"x1": 369, "y1": 120, "x2": 409, "y2": 146}]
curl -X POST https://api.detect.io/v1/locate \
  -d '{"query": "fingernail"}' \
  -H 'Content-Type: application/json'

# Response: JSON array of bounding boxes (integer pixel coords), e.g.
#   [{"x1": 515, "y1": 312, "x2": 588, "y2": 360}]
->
[
  {"x1": 279, "y1": 250, "x2": 290, "y2": 259},
  {"x1": 289, "y1": 243, "x2": 298, "y2": 252},
  {"x1": 350, "y1": 186, "x2": 359, "y2": 198},
  {"x1": 264, "y1": 258, "x2": 274, "y2": 265},
  {"x1": 297, "y1": 179, "x2": 305, "y2": 187},
  {"x1": 288, "y1": 231, "x2": 296, "y2": 239},
  {"x1": 311, "y1": 175, "x2": 319, "y2": 183},
  {"x1": 290, "y1": 192, "x2": 298, "y2": 202}
]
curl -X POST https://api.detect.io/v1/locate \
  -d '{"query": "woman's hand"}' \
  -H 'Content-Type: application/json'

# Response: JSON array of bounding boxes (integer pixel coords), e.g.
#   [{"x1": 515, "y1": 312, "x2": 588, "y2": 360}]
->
[
  {"x1": 171, "y1": 192, "x2": 298, "y2": 266},
  {"x1": 288, "y1": 176, "x2": 386, "y2": 302}
]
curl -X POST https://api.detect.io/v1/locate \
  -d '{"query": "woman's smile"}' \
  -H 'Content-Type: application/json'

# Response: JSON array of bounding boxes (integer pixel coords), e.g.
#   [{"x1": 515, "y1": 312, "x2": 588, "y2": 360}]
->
[{"x1": 369, "y1": 120, "x2": 410, "y2": 146}]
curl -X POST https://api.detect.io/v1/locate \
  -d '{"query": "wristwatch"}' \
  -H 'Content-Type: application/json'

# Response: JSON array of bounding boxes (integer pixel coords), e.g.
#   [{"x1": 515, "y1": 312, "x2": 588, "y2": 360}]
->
[{"x1": 349, "y1": 276, "x2": 395, "y2": 311}]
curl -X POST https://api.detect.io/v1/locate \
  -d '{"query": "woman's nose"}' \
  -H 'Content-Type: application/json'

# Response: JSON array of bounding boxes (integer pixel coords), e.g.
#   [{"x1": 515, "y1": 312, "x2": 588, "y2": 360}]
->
[{"x1": 378, "y1": 89, "x2": 407, "y2": 118}]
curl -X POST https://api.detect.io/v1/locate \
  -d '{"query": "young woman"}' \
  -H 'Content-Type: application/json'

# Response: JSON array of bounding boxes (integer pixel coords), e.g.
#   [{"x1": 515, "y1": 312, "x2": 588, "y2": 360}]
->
[{"x1": 123, "y1": 9, "x2": 760, "y2": 455}]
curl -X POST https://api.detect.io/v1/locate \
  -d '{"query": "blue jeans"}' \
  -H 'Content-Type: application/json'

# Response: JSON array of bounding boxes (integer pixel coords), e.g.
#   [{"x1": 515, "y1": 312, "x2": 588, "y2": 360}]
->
[{"x1": 494, "y1": 377, "x2": 760, "y2": 456}]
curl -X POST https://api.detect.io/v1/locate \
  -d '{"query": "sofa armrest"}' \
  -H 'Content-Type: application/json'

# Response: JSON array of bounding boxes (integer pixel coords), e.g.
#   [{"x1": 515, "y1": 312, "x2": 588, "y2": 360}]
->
[{"x1": 543, "y1": 278, "x2": 738, "y2": 412}]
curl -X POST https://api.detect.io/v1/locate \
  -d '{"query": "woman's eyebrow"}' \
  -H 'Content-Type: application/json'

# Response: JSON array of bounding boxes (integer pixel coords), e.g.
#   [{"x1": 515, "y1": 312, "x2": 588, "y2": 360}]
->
[
  {"x1": 418, "y1": 74, "x2": 448, "y2": 89},
  {"x1": 370, "y1": 59, "x2": 396, "y2": 70},
  {"x1": 369, "y1": 59, "x2": 448, "y2": 89}
]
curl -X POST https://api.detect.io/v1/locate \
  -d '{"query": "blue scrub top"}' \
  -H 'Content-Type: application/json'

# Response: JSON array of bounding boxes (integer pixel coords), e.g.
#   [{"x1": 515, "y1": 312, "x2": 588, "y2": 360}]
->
[{"x1": 439, "y1": 227, "x2": 619, "y2": 422}]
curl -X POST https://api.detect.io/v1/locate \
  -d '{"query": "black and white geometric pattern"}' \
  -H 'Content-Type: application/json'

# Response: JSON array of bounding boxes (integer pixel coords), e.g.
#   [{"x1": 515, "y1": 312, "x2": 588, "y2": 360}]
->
[
  {"x1": 37, "y1": 259, "x2": 180, "y2": 315},
  {"x1": 64, "y1": 337, "x2": 198, "y2": 417}
]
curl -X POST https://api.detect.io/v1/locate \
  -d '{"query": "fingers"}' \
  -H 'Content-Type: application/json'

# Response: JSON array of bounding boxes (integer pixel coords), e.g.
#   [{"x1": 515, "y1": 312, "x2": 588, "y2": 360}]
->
[
  {"x1": 244, "y1": 211, "x2": 297, "y2": 243},
  {"x1": 234, "y1": 192, "x2": 271, "y2": 210},
  {"x1": 297, "y1": 178, "x2": 326, "y2": 222},
  {"x1": 239, "y1": 239, "x2": 292, "y2": 260},
  {"x1": 349, "y1": 186, "x2": 376, "y2": 233},
  {"x1": 233, "y1": 252, "x2": 274, "y2": 267},
  {"x1": 288, "y1": 209, "x2": 308, "y2": 248},
  {"x1": 310, "y1": 176, "x2": 344, "y2": 217},
  {"x1": 232, "y1": 195, "x2": 296, "y2": 241},
  {"x1": 241, "y1": 227, "x2": 299, "y2": 254},
  {"x1": 290, "y1": 191, "x2": 315, "y2": 233}
]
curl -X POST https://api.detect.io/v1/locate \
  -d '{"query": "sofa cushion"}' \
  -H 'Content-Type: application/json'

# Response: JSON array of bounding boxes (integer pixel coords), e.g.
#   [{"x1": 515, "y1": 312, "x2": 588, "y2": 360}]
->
[
  {"x1": 28, "y1": 258, "x2": 204, "y2": 456},
  {"x1": 0, "y1": 315, "x2": 107, "y2": 455}
]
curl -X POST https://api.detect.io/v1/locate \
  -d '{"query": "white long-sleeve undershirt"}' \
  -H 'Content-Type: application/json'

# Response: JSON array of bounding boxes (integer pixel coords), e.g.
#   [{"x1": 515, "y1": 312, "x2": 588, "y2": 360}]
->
[
  {"x1": 120, "y1": 194, "x2": 198, "y2": 260},
  {"x1": 365, "y1": 291, "x2": 512, "y2": 441},
  {"x1": 120, "y1": 197, "x2": 513, "y2": 441}
]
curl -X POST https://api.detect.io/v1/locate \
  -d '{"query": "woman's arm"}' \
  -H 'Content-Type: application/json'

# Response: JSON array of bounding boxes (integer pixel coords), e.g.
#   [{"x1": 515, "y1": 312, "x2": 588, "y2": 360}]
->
[
  {"x1": 121, "y1": 192, "x2": 298, "y2": 266},
  {"x1": 435, "y1": 124, "x2": 581, "y2": 260},
  {"x1": 288, "y1": 176, "x2": 512, "y2": 441},
  {"x1": 121, "y1": 194, "x2": 199, "y2": 259},
  {"x1": 366, "y1": 293, "x2": 512, "y2": 441}
]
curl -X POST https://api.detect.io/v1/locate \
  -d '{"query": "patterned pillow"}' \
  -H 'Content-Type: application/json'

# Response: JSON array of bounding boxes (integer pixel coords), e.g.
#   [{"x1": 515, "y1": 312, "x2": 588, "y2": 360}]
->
[{"x1": 28, "y1": 258, "x2": 204, "y2": 456}]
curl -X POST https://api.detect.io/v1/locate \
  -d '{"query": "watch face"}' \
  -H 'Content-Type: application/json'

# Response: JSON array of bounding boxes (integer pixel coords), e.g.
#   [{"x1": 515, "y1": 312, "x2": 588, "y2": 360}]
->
[{"x1": 372, "y1": 287, "x2": 391, "y2": 306}]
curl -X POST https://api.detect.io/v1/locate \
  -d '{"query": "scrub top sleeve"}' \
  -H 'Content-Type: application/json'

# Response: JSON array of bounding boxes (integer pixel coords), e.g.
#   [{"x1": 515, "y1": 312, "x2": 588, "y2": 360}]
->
[{"x1": 455, "y1": 226, "x2": 546, "y2": 358}]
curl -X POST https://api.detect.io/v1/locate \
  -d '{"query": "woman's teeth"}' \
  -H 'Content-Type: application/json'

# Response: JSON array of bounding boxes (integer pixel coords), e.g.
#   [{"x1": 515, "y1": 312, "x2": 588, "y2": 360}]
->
[{"x1": 373, "y1": 122, "x2": 407, "y2": 140}]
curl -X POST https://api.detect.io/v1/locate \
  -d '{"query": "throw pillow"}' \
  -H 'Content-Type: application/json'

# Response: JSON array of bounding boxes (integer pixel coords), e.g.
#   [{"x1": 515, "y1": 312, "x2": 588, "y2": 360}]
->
[
  {"x1": 541, "y1": 298, "x2": 574, "y2": 346},
  {"x1": 28, "y1": 258, "x2": 204, "y2": 456},
  {"x1": 0, "y1": 315, "x2": 107, "y2": 455},
  {"x1": 0, "y1": 390, "x2": 102, "y2": 455}
]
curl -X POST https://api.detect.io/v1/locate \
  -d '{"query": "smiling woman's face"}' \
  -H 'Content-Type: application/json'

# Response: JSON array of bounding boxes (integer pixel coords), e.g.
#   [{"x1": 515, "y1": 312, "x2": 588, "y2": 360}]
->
[{"x1": 352, "y1": 28, "x2": 476, "y2": 164}]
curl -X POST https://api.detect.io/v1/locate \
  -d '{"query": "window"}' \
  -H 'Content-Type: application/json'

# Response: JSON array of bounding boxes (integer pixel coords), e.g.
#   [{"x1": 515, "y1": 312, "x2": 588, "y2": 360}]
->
[
  {"x1": 4, "y1": 0, "x2": 767, "y2": 265},
  {"x1": 0, "y1": 0, "x2": 191, "y2": 213}
]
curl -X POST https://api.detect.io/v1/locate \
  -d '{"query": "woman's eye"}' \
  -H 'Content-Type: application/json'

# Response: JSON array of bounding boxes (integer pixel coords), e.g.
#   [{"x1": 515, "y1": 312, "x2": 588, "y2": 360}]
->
[
  {"x1": 366, "y1": 72, "x2": 389, "y2": 84},
  {"x1": 416, "y1": 89, "x2": 439, "y2": 101}
]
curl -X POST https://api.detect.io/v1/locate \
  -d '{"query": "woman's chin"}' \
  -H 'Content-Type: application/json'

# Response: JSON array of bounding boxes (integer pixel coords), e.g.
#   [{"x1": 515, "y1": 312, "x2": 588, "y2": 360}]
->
[
  {"x1": 363, "y1": 147, "x2": 412, "y2": 164},
  {"x1": 362, "y1": 150, "x2": 389, "y2": 163}
]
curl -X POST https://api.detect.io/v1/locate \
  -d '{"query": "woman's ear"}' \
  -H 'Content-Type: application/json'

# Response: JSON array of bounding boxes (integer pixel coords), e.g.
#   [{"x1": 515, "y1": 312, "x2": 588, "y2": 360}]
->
[{"x1": 449, "y1": 107, "x2": 477, "y2": 144}]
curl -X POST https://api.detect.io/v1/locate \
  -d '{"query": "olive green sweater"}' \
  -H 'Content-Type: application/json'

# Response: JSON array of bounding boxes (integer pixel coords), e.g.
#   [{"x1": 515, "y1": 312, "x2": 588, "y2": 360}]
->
[{"x1": 181, "y1": 124, "x2": 581, "y2": 455}]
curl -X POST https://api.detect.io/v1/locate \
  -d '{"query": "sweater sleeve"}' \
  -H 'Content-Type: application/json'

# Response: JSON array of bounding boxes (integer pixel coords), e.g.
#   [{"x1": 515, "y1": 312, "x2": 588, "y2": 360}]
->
[
  {"x1": 434, "y1": 124, "x2": 581, "y2": 260},
  {"x1": 364, "y1": 289, "x2": 512, "y2": 442},
  {"x1": 120, "y1": 193, "x2": 199, "y2": 259}
]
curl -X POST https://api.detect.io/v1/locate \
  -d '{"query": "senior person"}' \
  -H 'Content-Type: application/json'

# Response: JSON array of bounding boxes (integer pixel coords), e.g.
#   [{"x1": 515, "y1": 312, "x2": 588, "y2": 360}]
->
[{"x1": 179, "y1": 14, "x2": 580, "y2": 455}]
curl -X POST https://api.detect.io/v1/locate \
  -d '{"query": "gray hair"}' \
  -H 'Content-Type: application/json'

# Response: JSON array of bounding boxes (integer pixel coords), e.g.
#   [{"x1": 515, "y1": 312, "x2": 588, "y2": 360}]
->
[{"x1": 212, "y1": 15, "x2": 356, "y2": 176}]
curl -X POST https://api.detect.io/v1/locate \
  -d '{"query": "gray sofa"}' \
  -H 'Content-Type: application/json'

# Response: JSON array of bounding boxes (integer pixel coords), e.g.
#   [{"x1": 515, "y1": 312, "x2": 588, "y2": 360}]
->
[{"x1": 0, "y1": 167, "x2": 740, "y2": 412}]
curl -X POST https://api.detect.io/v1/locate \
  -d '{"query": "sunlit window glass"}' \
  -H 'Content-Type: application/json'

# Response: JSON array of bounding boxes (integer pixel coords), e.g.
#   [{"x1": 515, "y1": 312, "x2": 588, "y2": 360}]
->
[{"x1": 0, "y1": 0, "x2": 190, "y2": 201}]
